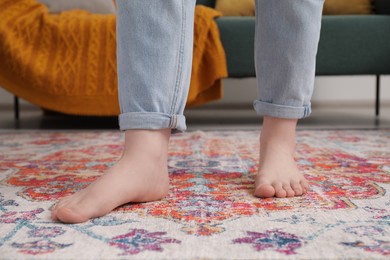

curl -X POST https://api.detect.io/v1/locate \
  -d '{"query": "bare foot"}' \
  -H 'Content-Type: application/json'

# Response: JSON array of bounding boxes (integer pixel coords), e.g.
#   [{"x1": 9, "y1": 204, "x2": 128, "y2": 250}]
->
[
  {"x1": 51, "y1": 129, "x2": 171, "y2": 224},
  {"x1": 254, "y1": 116, "x2": 309, "y2": 198}
]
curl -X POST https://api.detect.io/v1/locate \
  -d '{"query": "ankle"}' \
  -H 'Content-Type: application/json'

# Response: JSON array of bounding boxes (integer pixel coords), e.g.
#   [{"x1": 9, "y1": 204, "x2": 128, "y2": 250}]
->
[
  {"x1": 260, "y1": 116, "x2": 298, "y2": 152},
  {"x1": 121, "y1": 129, "x2": 171, "y2": 161},
  {"x1": 262, "y1": 116, "x2": 297, "y2": 134}
]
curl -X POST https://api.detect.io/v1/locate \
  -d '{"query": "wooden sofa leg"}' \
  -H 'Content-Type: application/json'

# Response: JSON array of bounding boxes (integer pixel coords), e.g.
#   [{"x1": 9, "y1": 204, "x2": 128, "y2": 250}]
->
[
  {"x1": 376, "y1": 75, "x2": 380, "y2": 117},
  {"x1": 14, "y1": 95, "x2": 19, "y2": 121}
]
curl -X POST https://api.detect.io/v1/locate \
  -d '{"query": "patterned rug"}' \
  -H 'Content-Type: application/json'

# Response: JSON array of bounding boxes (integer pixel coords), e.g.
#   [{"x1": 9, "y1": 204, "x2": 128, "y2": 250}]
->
[{"x1": 0, "y1": 130, "x2": 389, "y2": 259}]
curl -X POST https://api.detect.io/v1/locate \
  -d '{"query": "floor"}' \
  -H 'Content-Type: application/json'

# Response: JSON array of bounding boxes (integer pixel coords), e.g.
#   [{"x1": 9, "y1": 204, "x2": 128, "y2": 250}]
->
[{"x1": 1, "y1": 103, "x2": 389, "y2": 131}]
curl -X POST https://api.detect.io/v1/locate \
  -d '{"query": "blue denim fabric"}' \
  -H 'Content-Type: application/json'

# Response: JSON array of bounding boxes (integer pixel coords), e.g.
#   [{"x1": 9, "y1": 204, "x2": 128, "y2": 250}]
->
[
  {"x1": 117, "y1": 0, "x2": 196, "y2": 131},
  {"x1": 117, "y1": 0, "x2": 324, "y2": 131},
  {"x1": 253, "y1": 0, "x2": 324, "y2": 119}
]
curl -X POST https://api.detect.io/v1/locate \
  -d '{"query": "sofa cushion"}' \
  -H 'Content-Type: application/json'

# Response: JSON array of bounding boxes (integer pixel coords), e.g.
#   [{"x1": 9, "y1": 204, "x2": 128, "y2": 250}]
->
[
  {"x1": 215, "y1": 0, "x2": 254, "y2": 16},
  {"x1": 216, "y1": 17, "x2": 256, "y2": 77},
  {"x1": 323, "y1": 0, "x2": 373, "y2": 15},
  {"x1": 316, "y1": 15, "x2": 390, "y2": 75},
  {"x1": 37, "y1": 0, "x2": 116, "y2": 14}
]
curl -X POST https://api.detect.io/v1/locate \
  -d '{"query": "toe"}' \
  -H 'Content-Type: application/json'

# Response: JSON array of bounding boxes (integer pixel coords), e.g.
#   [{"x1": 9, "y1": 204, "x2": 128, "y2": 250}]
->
[
  {"x1": 51, "y1": 209, "x2": 59, "y2": 221},
  {"x1": 53, "y1": 197, "x2": 72, "y2": 210},
  {"x1": 300, "y1": 179, "x2": 309, "y2": 194},
  {"x1": 51, "y1": 196, "x2": 89, "y2": 223},
  {"x1": 274, "y1": 183, "x2": 287, "y2": 198},
  {"x1": 56, "y1": 207, "x2": 89, "y2": 224},
  {"x1": 52, "y1": 203, "x2": 59, "y2": 212},
  {"x1": 254, "y1": 182, "x2": 276, "y2": 198},
  {"x1": 291, "y1": 181, "x2": 303, "y2": 196},
  {"x1": 283, "y1": 184, "x2": 295, "y2": 197},
  {"x1": 51, "y1": 200, "x2": 68, "y2": 221}
]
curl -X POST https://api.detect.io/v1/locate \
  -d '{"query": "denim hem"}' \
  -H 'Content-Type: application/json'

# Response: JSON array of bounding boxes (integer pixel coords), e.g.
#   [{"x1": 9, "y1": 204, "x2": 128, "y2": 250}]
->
[
  {"x1": 253, "y1": 100, "x2": 311, "y2": 119},
  {"x1": 119, "y1": 112, "x2": 186, "y2": 131}
]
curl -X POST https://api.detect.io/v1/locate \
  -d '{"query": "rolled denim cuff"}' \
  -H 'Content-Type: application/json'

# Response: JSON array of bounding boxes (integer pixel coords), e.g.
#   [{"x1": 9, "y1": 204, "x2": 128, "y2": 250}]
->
[
  {"x1": 119, "y1": 112, "x2": 186, "y2": 132},
  {"x1": 253, "y1": 100, "x2": 311, "y2": 119}
]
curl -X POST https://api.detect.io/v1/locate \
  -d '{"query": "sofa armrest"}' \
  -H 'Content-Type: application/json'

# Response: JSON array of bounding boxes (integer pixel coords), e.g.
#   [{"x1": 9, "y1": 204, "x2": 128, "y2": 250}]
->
[{"x1": 375, "y1": 0, "x2": 390, "y2": 14}]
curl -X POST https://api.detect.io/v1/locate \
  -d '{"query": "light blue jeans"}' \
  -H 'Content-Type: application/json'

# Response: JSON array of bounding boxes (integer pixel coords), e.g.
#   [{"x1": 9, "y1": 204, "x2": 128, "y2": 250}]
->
[{"x1": 117, "y1": 0, "x2": 324, "y2": 131}]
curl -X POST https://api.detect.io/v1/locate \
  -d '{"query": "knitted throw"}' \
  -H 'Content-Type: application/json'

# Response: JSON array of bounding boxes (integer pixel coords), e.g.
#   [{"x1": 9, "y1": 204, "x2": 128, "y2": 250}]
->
[{"x1": 0, "y1": 0, "x2": 227, "y2": 115}]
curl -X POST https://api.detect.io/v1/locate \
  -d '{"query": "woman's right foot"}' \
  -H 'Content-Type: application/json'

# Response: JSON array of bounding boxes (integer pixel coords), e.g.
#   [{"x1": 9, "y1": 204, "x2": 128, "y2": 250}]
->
[
  {"x1": 51, "y1": 129, "x2": 171, "y2": 224},
  {"x1": 254, "y1": 117, "x2": 309, "y2": 198}
]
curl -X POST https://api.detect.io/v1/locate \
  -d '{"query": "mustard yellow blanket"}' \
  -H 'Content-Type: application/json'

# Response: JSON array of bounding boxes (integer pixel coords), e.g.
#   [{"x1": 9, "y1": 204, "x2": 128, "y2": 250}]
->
[{"x1": 0, "y1": 0, "x2": 227, "y2": 115}]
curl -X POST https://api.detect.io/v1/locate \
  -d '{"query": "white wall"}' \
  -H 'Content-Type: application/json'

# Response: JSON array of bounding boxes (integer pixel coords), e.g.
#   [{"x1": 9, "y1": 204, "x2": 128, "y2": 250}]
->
[
  {"x1": 1, "y1": 75, "x2": 390, "y2": 108},
  {"x1": 204, "y1": 75, "x2": 390, "y2": 107}
]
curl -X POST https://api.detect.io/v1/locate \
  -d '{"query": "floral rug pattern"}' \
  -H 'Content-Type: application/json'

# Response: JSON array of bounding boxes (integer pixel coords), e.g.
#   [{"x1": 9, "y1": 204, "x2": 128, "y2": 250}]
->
[{"x1": 0, "y1": 130, "x2": 389, "y2": 259}]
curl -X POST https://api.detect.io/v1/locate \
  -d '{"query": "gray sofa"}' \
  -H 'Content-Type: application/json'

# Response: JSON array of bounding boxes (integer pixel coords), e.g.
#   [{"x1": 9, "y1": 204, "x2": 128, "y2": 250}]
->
[{"x1": 196, "y1": 0, "x2": 390, "y2": 115}]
